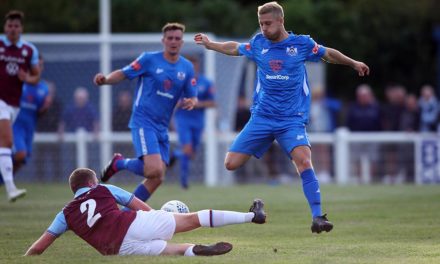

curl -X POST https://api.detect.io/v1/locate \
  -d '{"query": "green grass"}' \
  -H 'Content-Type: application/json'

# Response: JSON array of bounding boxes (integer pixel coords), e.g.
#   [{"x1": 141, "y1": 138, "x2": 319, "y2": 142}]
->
[{"x1": 1, "y1": 183, "x2": 440, "y2": 263}]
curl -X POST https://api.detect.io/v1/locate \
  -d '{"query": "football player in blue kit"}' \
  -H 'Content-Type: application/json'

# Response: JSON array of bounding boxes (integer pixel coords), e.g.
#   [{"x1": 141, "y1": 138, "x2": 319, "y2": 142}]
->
[
  {"x1": 194, "y1": 1, "x2": 370, "y2": 233},
  {"x1": 172, "y1": 56, "x2": 215, "y2": 189},
  {"x1": 0, "y1": 55, "x2": 50, "y2": 190},
  {"x1": 93, "y1": 23, "x2": 197, "y2": 205}
]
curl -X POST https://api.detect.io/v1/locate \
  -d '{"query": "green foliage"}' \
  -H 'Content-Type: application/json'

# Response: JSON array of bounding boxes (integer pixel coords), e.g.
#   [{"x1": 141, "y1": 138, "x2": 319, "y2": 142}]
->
[
  {"x1": 0, "y1": 0, "x2": 437, "y2": 97},
  {"x1": 1, "y1": 183, "x2": 440, "y2": 263}
]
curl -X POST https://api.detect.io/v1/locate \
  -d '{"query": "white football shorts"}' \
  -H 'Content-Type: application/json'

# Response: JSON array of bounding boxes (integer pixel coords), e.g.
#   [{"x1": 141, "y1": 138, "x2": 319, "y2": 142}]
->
[
  {"x1": 0, "y1": 99, "x2": 19, "y2": 121},
  {"x1": 119, "y1": 210, "x2": 176, "y2": 256}
]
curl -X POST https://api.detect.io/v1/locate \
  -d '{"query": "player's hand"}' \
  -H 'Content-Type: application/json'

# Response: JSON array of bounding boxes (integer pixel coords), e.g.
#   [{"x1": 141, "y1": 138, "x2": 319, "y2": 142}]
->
[
  {"x1": 17, "y1": 68, "x2": 28, "y2": 82},
  {"x1": 181, "y1": 97, "x2": 197, "y2": 110},
  {"x1": 354, "y1": 61, "x2": 370, "y2": 77},
  {"x1": 94, "y1": 73, "x2": 106, "y2": 85},
  {"x1": 194, "y1": 33, "x2": 210, "y2": 47}
]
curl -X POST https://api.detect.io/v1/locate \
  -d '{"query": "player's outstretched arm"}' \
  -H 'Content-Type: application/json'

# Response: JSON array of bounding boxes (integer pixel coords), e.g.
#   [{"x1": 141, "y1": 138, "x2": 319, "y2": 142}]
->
[
  {"x1": 194, "y1": 33, "x2": 240, "y2": 56},
  {"x1": 25, "y1": 231, "x2": 57, "y2": 256},
  {"x1": 126, "y1": 196, "x2": 153, "y2": 211},
  {"x1": 322, "y1": 48, "x2": 370, "y2": 76},
  {"x1": 94, "y1": 69, "x2": 126, "y2": 86}
]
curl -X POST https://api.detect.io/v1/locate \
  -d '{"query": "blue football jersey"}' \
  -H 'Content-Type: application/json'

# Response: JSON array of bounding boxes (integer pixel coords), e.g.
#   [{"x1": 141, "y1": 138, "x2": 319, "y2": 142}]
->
[
  {"x1": 14, "y1": 80, "x2": 49, "y2": 130},
  {"x1": 238, "y1": 33, "x2": 326, "y2": 123},
  {"x1": 174, "y1": 74, "x2": 215, "y2": 127},
  {"x1": 122, "y1": 52, "x2": 197, "y2": 132}
]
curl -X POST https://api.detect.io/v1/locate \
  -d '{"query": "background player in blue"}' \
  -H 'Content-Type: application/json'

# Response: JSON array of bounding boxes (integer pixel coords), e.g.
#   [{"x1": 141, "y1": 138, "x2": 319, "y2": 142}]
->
[
  {"x1": 195, "y1": 1, "x2": 370, "y2": 233},
  {"x1": 172, "y1": 56, "x2": 216, "y2": 189},
  {"x1": 0, "y1": 55, "x2": 50, "y2": 188},
  {"x1": 93, "y1": 23, "x2": 197, "y2": 206}
]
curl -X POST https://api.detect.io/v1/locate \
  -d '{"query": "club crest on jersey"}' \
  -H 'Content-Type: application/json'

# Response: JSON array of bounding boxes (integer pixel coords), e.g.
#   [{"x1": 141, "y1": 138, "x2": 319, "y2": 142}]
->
[
  {"x1": 269, "y1": 60, "x2": 283, "y2": 72},
  {"x1": 22, "y1": 48, "x2": 28, "y2": 57},
  {"x1": 286, "y1": 46, "x2": 297, "y2": 56},
  {"x1": 177, "y1": 71, "x2": 186, "y2": 81},
  {"x1": 0, "y1": 47, "x2": 4, "y2": 53}
]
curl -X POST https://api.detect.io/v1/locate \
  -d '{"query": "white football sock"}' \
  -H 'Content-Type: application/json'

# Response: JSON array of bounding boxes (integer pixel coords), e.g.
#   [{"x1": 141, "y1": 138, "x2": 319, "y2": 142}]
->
[
  {"x1": 197, "y1": 210, "x2": 254, "y2": 227},
  {"x1": 0, "y1": 148, "x2": 16, "y2": 193},
  {"x1": 184, "y1": 245, "x2": 195, "y2": 257}
]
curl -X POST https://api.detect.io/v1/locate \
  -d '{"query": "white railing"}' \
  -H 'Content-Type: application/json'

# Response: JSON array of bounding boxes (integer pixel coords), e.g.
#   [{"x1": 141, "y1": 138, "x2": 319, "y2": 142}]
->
[{"x1": 34, "y1": 128, "x2": 440, "y2": 185}]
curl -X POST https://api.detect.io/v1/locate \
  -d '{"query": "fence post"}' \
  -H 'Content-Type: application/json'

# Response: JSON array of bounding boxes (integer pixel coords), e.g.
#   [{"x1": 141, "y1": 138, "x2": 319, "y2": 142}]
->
[
  {"x1": 335, "y1": 127, "x2": 349, "y2": 184},
  {"x1": 76, "y1": 128, "x2": 88, "y2": 168}
]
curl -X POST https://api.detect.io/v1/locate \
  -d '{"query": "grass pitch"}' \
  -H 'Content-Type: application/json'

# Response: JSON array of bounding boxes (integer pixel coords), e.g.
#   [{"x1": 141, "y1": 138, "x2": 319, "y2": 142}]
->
[{"x1": 1, "y1": 183, "x2": 440, "y2": 264}]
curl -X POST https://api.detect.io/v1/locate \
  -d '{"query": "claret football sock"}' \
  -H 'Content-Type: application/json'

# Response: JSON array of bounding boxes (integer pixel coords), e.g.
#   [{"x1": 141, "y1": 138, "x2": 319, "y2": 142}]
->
[
  {"x1": 300, "y1": 168, "x2": 322, "y2": 218},
  {"x1": 116, "y1": 158, "x2": 144, "y2": 176}
]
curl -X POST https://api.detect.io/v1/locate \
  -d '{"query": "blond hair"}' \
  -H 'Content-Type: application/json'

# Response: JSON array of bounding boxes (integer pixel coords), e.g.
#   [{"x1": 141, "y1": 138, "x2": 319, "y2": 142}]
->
[
  {"x1": 258, "y1": 1, "x2": 284, "y2": 18},
  {"x1": 162, "y1": 22, "x2": 186, "y2": 34},
  {"x1": 69, "y1": 168, "x2": 97, "y2": 193}
]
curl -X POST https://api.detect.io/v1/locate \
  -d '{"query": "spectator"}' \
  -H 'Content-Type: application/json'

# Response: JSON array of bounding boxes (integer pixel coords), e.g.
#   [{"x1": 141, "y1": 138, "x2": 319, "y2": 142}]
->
[
  {"x1": 381, "y1": 84, "x2": 407, "y2": 184},
  {"x1": 112, "y1": 90, "x2": 132, "y2": 132},
  {"x1": 59, "y1": 87, "x2": 99, "y2": 138},
  {"x1": 418, "y1": 84, "x2": 438, "y2": 132},
  {"x1": 399, "y1": 93, "x2": 420, "y2": 183},
  {"x1": 35, "y1": 82, "x2": 63, "y2": 181},
  {"x1": 346, "y1": 84, "x2": 382, "y2": 183},
  {"x1": 308, "y1": 86, "x2": 341, "y2": 183}
]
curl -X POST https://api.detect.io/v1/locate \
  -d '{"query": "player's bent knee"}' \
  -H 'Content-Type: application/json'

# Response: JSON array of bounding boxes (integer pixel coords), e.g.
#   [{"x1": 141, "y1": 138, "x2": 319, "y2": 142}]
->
[{"x1": 224, "y1": 160, "x2": 239, "y2": 171}]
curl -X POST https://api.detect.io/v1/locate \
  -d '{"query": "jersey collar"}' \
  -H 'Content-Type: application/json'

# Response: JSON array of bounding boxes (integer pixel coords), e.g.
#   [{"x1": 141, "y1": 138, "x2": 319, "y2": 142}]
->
[
  {"x1": 74, "y1": 187, "x2": 92, "y2": 198},
  {"x1": 1, "y1": 36, "x2": 24, "y2": 48}
]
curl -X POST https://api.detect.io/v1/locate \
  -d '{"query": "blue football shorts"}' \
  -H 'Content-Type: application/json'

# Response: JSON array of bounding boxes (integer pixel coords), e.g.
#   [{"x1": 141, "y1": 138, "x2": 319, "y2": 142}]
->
[
  {"x1": 13, "y1": 124, "x2": 33, "y2": 160},
  {"x1": 229, "y1": 114, "x2": 310, "y2": 159},
  {"x1": 131, "y1": 127, "x2": 170, "y2": 164},
  {"x1": 175, "y1": 118, "x2": 203, "y2": 150}
]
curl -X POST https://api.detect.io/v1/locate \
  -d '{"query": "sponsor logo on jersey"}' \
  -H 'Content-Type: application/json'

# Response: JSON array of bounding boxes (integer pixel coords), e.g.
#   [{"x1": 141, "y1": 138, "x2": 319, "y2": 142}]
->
[
  {"x1": 265, "y1": 74, "x2": 289, "y2": 80},
  {"x1": 245, "y1": 43, "x2": 251, "y2": 51},
  {"x1": 286, "y1": 46, "x2": 297, "y2": 56},
  {"x1": 6, "y1": 62, "x2": 19, "y2": 76},
  {"x1": 312, "y1": 43, "x2": 319, "y2": 54},
  {"x1": 130, "y1": 60, "x2": 141, "y2": 71},
  {"x1": 156, "y1": 90, "x2": 174, "y2": 99},
  {"x1": 163, "y1": 79, "x2": 172, "y2": 91},
  {"x1": 156, "y1": 68, "x2": 163, "y2": 74},
  {"x1": 269, "y1": 60, "x2": 283, "y2": 72},
  {"x1": 177, "y1": 71, "x2": 186, "y2": 81},
  {"x1": 261, "y1": 48, "x2": 269, "y2": 54}
]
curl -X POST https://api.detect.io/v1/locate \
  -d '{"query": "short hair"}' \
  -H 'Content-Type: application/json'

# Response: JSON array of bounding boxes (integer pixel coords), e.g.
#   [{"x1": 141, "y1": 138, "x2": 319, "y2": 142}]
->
[
  {"x1": 69, "y1": 168, "x2": 97, "y2": 193},
  {"x1": 258, "y1": 1, "x2": 284, "y2": 18},
  {"x1": 4, "y1": 10, "x2": 24, "y2": 24},
  {"x1": 162, "y1": 22, "x2": 185, "y2": 34}
]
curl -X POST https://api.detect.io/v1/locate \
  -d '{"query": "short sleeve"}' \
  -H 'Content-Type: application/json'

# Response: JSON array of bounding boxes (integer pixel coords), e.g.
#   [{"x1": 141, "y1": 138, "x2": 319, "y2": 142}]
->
[
  {"x1": 47, "y1": 211, "x2": 68, "y2": 237},
  {"x1": 305, "y1": 36, "x2": 326, "y2": 62},
  {"x1": 102, "y1": 184, "x2": 135, "y2": 206},
  {"x1": 29, "y1": 43, "x2": 39, "y2": 66},
  {"x1": 237, "y1": 42, "x2": 255, "y2": 60},
  {"x1": 183, "y1": 65, "x2": 197, "y2": 98},
  {"x1": 122, "y1": 52, "x2": 150, "y2": 80}
]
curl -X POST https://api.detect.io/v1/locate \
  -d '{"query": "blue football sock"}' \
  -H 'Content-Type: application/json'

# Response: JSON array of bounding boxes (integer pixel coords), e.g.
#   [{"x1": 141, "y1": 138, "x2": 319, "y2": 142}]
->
[
  {"x1": 180, "y1": 154, "x2": 190, "y2": 188},
  {"x1": 300, "y1": 168, "x2": 322, "y2": 218},
  {"x1": 116, "y1": 158, "x2": 144, "y2": 176},
  {"x1": 122, "y1": 183, "x2": 151, "y2": 211},
  {"x1": 133, "y1": 183, "x2": 151, "y2": 202}
]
